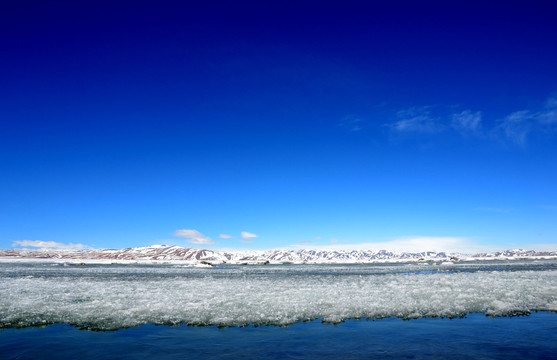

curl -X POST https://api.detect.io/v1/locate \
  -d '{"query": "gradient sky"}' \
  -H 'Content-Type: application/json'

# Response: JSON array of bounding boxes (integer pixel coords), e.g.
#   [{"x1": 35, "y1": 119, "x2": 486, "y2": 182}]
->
[{"x1": 2, "y1": 0, "x2": 557, "y2": 253}]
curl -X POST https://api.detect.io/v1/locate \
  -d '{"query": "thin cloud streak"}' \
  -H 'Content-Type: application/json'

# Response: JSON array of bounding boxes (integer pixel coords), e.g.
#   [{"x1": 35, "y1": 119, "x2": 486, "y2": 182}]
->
[
  {"x1": 493, "y1": 97, "x2": 557, "y2": 146},
  {"x1": 12, "y1": 240, "x2": 88, "y2": 250},
  {"x1": 539, "y1": 97, "x2": 557, "y2": 124},
  {"x1": 390, "y1": 107, "x2": 442, "y2": 133},
  {"x1": 241, "y1": 231, "x2": 257, "y2": 243},
  {"x1": 381, "y1": 96, "x2": 557, "y2": 146},
  {"x1": 339, "y1": 115, "x2": 364, "y2": 132},
  {"x1": 451, "y1": 110, "x2": 482, "y2": 133},
  {"x1": 496, "y1": 110, "x2": 535, "y2": 147},
  {"x1": 290, "y1": 236, "x2": 500, "y2": 254},
  {"x1": 173, "y1": 229, "x2": 213, "y2": 244}
]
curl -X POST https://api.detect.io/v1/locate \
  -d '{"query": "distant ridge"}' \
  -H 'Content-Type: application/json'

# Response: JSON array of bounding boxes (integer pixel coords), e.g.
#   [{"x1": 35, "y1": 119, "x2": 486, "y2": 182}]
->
[{"x1": 1, "y1": 245, "x2": 557, "y2": 264}]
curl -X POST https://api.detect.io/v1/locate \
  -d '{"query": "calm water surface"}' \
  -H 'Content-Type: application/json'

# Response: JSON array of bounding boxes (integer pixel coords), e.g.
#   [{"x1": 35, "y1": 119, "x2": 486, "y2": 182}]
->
[{"x1": 1, "y1": 313, "x2": 556, "y2": 359}]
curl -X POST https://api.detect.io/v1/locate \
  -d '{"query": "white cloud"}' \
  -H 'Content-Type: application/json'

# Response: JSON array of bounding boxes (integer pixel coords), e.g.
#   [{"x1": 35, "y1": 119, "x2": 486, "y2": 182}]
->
[
  {"x1": 375, "y1": 237, "x2": 484, "y2": 253},
  {"x1": 524, "y1": 243, "x2": 557, "y2": 252},
  {"x1": 219, "y1": 234, "x2": 233, "y2": 239},
  {"x1": 173, "y1": 229, "x2": 213, "y2": 244},
  {"x1": 538, "y1": 109, "x2": 557, "y2": 125},
  {"x1": 538, "y1": 98, "x2": 557, "y2": 125},
  {"x1": 384, "y1": 96, "x2": 556, "y2": 146},
  {"x1": 12, "y1": 240, "x2": 87, "y2": 250},
  {"x1": 330, "y1": 238, "x2": 339, "y2": 244},
  {"x1": 241, "y1": 231, "x2": 257, "y2": 239},
  {"x1": 496, "y1": 97, "x2": 557, "y2": 146},
  {"x1": 241, "y1": 231, "x2": 257, "y2": 243},
  {"x1": 291, "y1": 236, "x2": 497, "y2": 254},
  {"x1": 497, "y1": 110, "x2": 535, "y2": 146},
  {"x1": 390, "y1": 107, "x2": 442, "y2": 133},
  {"x1": 451, "y1": 110, "x2": 482, "y2": 132},
  {"x1": 339, "y1": 115, "x2": 364, "y2": 132}
]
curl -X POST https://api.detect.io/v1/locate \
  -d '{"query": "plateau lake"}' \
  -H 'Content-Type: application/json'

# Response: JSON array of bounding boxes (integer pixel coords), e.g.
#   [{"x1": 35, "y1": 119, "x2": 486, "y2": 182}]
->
[{"x1": 1, "y1": 260, "x2": 556, "y2": 358}]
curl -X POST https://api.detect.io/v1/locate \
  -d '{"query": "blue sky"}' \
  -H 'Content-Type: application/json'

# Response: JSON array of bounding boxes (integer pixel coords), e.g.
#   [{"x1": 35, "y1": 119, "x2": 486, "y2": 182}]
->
[{"x1": 2, "y1": 0, "x2": 557, "y2": 253}]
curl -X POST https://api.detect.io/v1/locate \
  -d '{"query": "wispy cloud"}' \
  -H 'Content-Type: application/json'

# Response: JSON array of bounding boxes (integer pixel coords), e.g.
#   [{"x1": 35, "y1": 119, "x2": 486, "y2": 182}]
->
[
  {"x1": 339, "y1": 115, "x2": 364, "y2": 132},
  {"x1": 495, "y1": 97, "x2": 557, "y2": 146},
  {"x1": 380, "y1": 96, "x2": 556, "y2": 147},
  {"x1": 539, "y1": 98, "x2": 557, "y2": 125},
  {"x1": 523, "y1": 243, "x2": 557, "y2": 252},
  {"x1": 389, "y1": 107, "x2": 442, "y2": 133},
  {"x1": 173, "y1": 229, "x2": 213, "y2": 244},
  {"x1": 292, "y1": 236, "x2": 496, "y2": 254},
  {"x1": 241, "y1": 231, "x2": 257, "y2": 243},
  {"x1": 496, "y1": 110, "x2": 535, "y2": 147},
  {"x1": 451, "y1": 110, "x2": 482, "y2": 133},
  {"x1": 219, "y1": 234, "x2": 233, "y2": 239},
  {"x1": 373, "y1": 236, "x2": 479, "y2": 253},
  {"x1": 12, "y1": 240, "x2": 87, "y2": 250}
]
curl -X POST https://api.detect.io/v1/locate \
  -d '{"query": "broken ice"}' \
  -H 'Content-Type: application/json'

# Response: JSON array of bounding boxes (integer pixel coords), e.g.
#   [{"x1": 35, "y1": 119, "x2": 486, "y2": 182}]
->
[{"x1": 1, "y1": 260, "x2": 556, "y2": 330}]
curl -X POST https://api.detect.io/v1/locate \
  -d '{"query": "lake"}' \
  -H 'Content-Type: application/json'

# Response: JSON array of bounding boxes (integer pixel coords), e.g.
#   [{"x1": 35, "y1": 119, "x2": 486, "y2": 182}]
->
[{"x1": 1, "y1": 260, "x2": 556, "y2": 358}]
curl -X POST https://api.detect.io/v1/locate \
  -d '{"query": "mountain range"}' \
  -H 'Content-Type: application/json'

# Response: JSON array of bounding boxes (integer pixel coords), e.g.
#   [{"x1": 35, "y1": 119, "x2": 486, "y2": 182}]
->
[{"x1": 1, "y1": 245, "x2": 556, "y2": 264}]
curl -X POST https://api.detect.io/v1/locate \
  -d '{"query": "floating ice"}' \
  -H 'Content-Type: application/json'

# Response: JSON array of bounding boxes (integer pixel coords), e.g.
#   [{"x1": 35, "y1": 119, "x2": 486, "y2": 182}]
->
[{"x1": 1, "y1": 260, "x2": 556, "y2": 330}]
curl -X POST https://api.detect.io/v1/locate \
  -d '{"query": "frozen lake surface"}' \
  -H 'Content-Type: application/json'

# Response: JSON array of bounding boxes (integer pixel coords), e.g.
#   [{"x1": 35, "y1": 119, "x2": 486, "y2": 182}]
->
[
  {"x1": 2, "y1": 260, "x2": 557, "y2": 359},
  {"x1": 1, "y1": 259, "x2": 556, "y2": 329}
]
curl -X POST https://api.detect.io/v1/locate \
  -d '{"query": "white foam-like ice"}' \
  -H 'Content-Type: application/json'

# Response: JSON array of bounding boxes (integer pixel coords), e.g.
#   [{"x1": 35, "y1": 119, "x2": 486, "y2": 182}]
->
[{"x1": 1, "y1": 261, "x2": 556, "y2": 330}]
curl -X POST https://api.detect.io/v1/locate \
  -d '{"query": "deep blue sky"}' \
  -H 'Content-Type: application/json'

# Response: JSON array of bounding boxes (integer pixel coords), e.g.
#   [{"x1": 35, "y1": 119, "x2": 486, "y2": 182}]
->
[{"x1": 2, "y1": 0, "x2": 557, "y2": 252}]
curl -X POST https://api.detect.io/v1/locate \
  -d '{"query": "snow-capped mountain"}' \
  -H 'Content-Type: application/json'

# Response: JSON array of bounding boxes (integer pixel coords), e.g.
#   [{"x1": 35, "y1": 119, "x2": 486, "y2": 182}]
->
[{"x1": 1, "y1": 245, "x2": 556, "y2": 264}]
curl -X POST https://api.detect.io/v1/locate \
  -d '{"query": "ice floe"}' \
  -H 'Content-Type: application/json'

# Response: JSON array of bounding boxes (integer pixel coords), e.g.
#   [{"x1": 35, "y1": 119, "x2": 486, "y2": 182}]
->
[{"x1": 1, "y1": 260, "x2": 556, "y2": 330}]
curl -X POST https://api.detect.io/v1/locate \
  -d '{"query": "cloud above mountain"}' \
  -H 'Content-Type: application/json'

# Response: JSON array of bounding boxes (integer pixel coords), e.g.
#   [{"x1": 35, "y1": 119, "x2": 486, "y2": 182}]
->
[
  {"x1": 241, "y1": 231, "x2": 257, "y2": 243},
  {"x1": 290, "y1": 236, "x2": 499, "y2": 254},
  {"x1": 173, "y1": 229, "x2": 213, "y2": 244},
  {"x1": 12, "y1": 240, "x2": 87, "y2": 250}
]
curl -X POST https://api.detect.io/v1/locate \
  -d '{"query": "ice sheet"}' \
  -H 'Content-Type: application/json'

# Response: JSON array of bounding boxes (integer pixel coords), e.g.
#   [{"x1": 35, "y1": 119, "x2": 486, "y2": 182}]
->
[{"x1": 1, "y1": 261, "x2": 556, "y2": 330}]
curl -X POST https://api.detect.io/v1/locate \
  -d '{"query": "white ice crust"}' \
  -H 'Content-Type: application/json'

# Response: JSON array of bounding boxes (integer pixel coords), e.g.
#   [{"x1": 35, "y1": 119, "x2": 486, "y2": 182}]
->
[{"x1": 1, "y1": 261, "x2": 556, "y2": 330}]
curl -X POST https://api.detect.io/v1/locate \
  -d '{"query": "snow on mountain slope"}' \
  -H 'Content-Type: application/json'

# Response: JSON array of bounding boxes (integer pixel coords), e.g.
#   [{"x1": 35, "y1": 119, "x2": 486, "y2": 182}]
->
[{"x1": 1, "y1": 246, "x2": 556, "y2": 264}]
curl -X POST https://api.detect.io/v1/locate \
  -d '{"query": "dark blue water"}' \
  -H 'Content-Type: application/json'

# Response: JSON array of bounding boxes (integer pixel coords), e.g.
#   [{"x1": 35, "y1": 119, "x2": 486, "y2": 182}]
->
[{"x1": 2, "y1": 312, "x2": 556, "y2": 359}]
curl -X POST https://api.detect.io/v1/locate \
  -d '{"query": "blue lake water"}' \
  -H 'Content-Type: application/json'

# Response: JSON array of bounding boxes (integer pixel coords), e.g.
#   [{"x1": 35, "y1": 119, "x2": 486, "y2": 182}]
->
[
  {"x1": 1, "y1": 313, "x2": 557, "y2": 359},
  {"x1": 1, "y1": 259, "x2": 557, "y2": 358}
]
